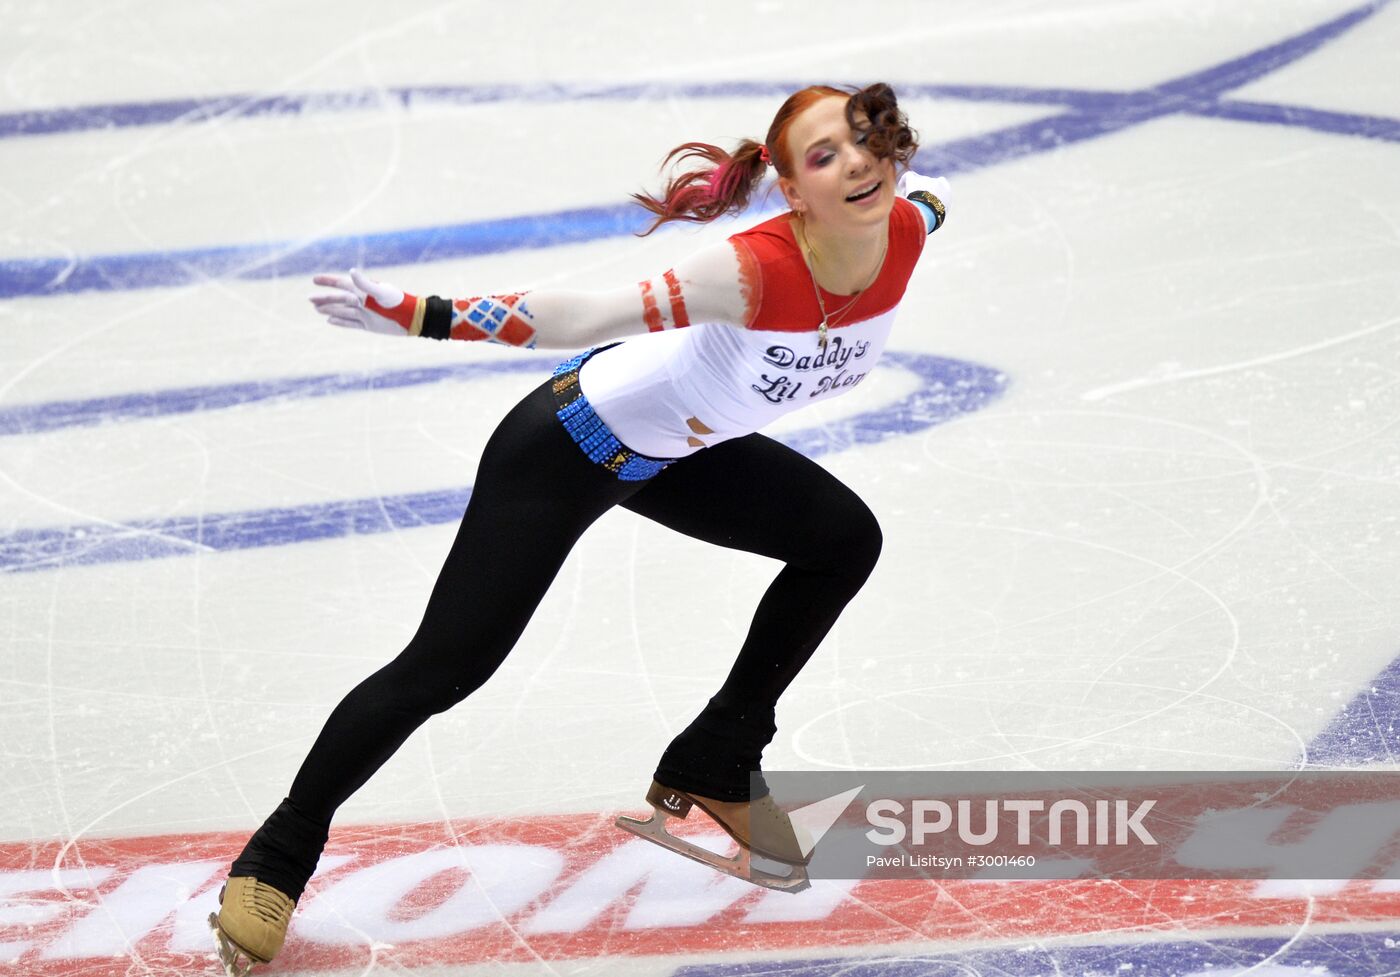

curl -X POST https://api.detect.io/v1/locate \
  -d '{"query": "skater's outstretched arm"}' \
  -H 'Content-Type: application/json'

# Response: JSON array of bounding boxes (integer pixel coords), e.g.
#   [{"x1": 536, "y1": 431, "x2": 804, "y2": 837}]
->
[{"x1": 308, "y1": 239, "x2": 756, "y2": 350}]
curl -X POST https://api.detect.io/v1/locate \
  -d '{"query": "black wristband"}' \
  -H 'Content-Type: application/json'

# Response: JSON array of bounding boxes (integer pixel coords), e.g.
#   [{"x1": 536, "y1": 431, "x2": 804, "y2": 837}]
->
[
  {"x1": 906, "y1": 190, "x2": 946, "y2": 233},
  {"x1": 422, "y1": 295, "x2": 453, "y2": 340}
]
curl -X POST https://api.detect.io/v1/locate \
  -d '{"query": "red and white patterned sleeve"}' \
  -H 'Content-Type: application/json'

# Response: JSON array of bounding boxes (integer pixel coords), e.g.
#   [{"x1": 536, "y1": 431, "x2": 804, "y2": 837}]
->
[{"x1": 421, "y1": 239, "x2": 757, "y2": 350}]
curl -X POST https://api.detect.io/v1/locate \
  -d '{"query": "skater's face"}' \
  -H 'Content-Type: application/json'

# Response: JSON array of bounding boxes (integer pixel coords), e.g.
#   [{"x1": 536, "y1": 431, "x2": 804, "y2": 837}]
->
[{"x1": 779, "y1": 96, "x2": 896, "y2": 234}]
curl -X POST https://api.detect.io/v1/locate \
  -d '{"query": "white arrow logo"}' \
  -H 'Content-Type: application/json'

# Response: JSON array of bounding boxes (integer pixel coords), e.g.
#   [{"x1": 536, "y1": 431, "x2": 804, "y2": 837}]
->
[{"x1": 787, "y1": 785, "x2": 866, "y2": 858}]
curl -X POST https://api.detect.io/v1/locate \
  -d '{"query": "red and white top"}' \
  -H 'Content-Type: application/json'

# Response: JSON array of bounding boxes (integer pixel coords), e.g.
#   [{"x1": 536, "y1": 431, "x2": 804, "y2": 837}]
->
[{"x1": 579, "y1": 197, "x2": 928, "y2": 459}]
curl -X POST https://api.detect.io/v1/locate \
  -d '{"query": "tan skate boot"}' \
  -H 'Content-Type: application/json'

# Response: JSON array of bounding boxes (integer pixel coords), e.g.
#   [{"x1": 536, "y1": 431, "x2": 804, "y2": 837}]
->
[
  {"x1": 615, "y1": 780, "x2": 813, "y2": 892},
  {"x1": 208, "y1": 876, "x2": 295, "y2": 976},
  {"x1": 662, "y1": 783, "x2": 812, "y2": 865}
]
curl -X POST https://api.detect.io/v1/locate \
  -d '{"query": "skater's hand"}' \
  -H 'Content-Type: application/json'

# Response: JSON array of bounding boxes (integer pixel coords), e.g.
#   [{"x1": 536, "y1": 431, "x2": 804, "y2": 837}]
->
[
  {"x1": 897, "y1": 170, "x2": 951, "y2": 206},
  {"x1": 310, "y1": 268, "x2": 421, "y2": 336},
  {"x1": 897, "y1": 170, "x2": 951, "y2": 233}
]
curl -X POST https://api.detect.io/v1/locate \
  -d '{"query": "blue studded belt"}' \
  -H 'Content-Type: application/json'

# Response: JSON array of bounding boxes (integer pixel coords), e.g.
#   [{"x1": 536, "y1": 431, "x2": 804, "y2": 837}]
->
[{"x1": 551, "y1": 347, "x2": 675, "y2": 482}]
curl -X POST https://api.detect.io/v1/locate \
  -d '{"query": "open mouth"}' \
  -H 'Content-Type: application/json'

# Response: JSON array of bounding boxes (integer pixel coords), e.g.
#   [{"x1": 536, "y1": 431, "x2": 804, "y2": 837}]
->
[{"x1": 845, "y1": 181, "x2": 881, "y2": 203}]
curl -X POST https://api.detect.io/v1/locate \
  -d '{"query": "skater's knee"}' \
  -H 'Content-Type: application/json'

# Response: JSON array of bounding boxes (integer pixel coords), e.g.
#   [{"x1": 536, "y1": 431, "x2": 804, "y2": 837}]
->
[
  {"x1": 803, "y1": 502, "x2": 881, "y2": 579},
  {"x1": 852, "y1": 511, "x2": 883, "y2": 578}
]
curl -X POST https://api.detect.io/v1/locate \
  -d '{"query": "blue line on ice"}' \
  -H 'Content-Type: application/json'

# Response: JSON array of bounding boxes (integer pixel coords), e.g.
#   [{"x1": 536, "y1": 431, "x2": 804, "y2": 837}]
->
[
  {"x1": 0, "y1": 357, "x2": 550, "y2": 437},
  {"x1": 0, "y1": 1, "x2": 1394, "y2": 299},
  {"x1": 672, "y1": 931, "x2": 1400, "y2": 977},
  {"x1": 0, "y1": 351, "x2": 1007, "y2": 573}
]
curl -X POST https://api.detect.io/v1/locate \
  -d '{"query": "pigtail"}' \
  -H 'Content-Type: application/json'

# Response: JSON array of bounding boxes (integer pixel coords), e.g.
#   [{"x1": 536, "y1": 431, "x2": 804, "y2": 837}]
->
[{"x1": 631, "y1": 140, "x2": 769, "y2": 237}]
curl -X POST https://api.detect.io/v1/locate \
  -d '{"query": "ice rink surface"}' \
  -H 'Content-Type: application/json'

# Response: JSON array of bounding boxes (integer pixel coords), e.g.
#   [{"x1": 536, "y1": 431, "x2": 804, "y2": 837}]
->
[{"x1": 2, "y1": 1, "x2": 1399, "y2": 974}]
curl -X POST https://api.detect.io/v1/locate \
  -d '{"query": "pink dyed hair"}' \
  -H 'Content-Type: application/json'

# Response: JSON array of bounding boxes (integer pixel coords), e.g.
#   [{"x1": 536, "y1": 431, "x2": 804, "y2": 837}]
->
[{"x1": 631, "y1": 83, "x2": 917, "y2": 236}]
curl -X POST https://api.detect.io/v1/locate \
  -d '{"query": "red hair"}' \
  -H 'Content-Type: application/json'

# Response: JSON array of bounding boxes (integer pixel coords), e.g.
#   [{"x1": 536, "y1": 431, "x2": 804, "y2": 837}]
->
[{"x1": 632, "y1": 83, "x2": 918, "y2": 236}]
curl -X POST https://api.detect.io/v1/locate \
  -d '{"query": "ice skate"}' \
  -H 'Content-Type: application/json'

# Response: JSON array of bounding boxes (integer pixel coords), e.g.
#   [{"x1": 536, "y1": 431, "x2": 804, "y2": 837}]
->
[
  {"x1": 208, "y1": 876, "x2": 294, "y2": 976},
  {"x1": 615, "y1": 780, "x2": 812, "y2": 892}
]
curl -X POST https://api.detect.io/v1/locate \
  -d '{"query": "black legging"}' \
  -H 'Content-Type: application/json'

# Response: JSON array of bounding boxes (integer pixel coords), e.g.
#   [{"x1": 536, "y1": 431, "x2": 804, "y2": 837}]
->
[{"x1": 232, "y1": 373, "x2": 882, "y2": 899}]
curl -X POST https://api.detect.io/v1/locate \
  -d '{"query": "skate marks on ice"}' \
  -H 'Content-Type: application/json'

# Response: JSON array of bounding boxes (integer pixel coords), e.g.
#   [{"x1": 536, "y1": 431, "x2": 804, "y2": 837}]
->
[
  {"x1": 3, "y1": 816, "x2": 1400, "y2": 976},
  {"x1": 2, "y1": 1, "x2": 1400, "y2": 975},
  {"x1": 1081, "y1": 313, "x2": 1400, "y2": 403}
]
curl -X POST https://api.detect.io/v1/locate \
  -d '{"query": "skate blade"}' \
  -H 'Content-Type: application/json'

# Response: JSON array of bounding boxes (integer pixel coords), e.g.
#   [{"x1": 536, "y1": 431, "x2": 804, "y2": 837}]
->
[
  {"x1": 208, "y1": 912, "x2": 260, "y2": 977},
  {"x1": 616, "y1": 811, "x2": 810, "y2": 893}
]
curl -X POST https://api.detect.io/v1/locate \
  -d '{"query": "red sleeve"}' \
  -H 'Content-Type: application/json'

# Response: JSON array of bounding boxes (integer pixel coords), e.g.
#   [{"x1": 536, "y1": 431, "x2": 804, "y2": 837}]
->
[
  {"x1": 728, "y1": 213, "x2": 811, "y2": 331},
  {"x1": 730, "y1": 236, "x2": 764, "y2": 330},
  {"x1": 892, "y1": 196, "x2": 927, "y2": 259}
]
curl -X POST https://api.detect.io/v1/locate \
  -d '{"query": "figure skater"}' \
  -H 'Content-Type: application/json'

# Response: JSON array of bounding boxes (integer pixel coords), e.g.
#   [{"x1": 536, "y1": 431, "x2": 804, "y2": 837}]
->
[{"x1": 210, "y1": 81, "x2": 949, "y2": 976}]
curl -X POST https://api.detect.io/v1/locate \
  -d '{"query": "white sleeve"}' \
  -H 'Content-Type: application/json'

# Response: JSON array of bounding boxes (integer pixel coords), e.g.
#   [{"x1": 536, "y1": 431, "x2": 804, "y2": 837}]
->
[{"x1": 443, "y1": 239, "x2": 754, "y2": 350}]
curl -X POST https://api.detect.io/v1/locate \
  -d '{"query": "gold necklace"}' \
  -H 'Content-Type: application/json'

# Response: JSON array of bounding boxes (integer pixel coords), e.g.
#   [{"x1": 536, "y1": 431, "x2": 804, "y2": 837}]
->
[{"x1": 798, "y1": 221, "x2": 888, "y2": 350}]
